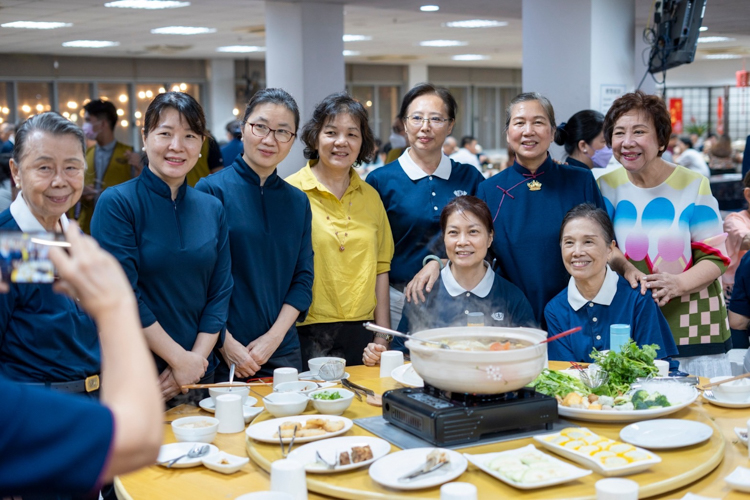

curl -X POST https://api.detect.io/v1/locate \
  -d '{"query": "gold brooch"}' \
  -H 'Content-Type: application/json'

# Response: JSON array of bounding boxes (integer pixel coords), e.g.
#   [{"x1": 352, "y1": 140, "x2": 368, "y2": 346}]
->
[{"x1": 527, "y1": 180, "x2": 542, "y2": 191}]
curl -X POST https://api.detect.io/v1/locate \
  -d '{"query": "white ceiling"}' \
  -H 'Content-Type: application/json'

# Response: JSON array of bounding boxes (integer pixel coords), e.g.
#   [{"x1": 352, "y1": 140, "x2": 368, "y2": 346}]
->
[{"x1": 0, "y1": 0, "x2": 747, "y2": 68}]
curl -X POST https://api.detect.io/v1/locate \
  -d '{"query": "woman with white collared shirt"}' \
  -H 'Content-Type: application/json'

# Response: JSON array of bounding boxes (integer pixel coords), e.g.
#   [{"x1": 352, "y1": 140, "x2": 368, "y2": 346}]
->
[
  {"x1": 365, "y1": 84, "x2": 484, "y2": 335},
  {"x1": 545, "y1": 204, "x2": 678, "y2": 363},
  {"x1": 363, "y1": 196, "x2": 534, "y2": 363},
  {"x1": 0, "y1": 112, "x2": 100, "y2": 393}
]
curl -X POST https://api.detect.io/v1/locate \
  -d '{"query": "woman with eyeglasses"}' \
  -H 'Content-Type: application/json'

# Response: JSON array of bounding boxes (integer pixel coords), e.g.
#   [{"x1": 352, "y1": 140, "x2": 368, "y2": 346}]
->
[
  {"x1": 364, "y1": 84, "x2": 484, "y2": 348},
  {"x1": 197, "y1": 89, "x2": 313, "y2": 381},
  {"x1": 286, "y1": 92, "x2": 393, "y2": 366}
]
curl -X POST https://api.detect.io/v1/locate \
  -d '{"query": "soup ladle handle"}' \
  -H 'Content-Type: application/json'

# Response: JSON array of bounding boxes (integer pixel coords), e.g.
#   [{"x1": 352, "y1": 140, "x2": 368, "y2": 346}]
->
[{"x1": 363, "y1": 322, "x2": 450, "y2": 349}]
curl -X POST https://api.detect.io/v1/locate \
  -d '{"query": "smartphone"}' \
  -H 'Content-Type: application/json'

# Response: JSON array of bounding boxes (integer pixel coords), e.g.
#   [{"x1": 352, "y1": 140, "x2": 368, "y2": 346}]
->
[{"x1": 0, "y1": 231, "x2": 69, "y2": 284}]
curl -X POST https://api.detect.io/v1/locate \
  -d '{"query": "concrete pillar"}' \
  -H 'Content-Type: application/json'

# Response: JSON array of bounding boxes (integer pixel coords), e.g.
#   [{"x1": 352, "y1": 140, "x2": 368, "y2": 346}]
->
[
  {"x1": 206, "y1": 59, "x2": 236, "y2": 141},
  {"x1": 408, "y1": 64, "x2": 429, "y2": 90},
  {"x1": 522, "y1": 0, "x2": 635, "y2": 159},
  {"x1": 265, "y1": 1, "x2": 345, "y2": 177}
]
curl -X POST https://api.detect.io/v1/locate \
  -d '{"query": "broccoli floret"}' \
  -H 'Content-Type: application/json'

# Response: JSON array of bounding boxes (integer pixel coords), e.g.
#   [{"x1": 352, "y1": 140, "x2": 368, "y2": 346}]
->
[
  {"x1": 631, "y1": 390, "x2": 649, "y2": 405},
  {"x1": 650, "y1": 394, "x2": 670, "y2": 407}
]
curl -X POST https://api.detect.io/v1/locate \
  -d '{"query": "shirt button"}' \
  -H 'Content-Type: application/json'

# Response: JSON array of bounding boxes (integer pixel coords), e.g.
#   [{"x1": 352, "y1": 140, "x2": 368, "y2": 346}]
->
[
  {"x1": 589, "y1": 302, "x2": 594, "y2": 307},
  {"x1": 596, "y1": 335, "x2": 601, "y2": 340},
  {"x1": 432, "y1": 192, "x2": 436, "y2": 196},
  {"x1": 466, "y1": 292, "x2": 471, "y2": 297},
  {"x1": 429, "y1": 176, "x2": 433, "y2": 180},
  {"x1": 464, "y1": 310, "x2": 469, "y2": 314},
  {"x1": 434, "y1": 206, "x2": 438, "y2": 211},
  {"x1": 592, "y1": 317, "x2": 598, "y2": 322}
]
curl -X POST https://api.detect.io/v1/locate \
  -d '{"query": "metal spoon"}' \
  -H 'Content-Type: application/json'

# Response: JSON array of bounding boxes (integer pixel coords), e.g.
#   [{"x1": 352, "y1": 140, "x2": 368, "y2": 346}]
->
[
  {"x1": 159, "y1": 444, "x2": 210, "y2": 468},
  {"x1": 363, "y1": 323, "x2": 450, "y2": 349}
]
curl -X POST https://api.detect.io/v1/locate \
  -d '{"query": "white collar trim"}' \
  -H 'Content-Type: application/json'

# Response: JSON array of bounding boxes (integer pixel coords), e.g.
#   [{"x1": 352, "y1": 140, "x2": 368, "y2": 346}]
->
[
  {"x1": 10, "y1": 193, "x2": 69, "y2": 232},
  {"x1": 399, "y1": 147, "x2": 452, "y2": 180},
  {"x1": 567, "y1": 265, "x2": 619, "y2": 311},
  {"x1": 442, "y1": 261, "x2": 495, "y2": 298}
]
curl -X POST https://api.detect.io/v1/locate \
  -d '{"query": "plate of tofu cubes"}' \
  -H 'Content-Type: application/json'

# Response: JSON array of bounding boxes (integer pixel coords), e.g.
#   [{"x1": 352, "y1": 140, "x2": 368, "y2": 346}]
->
[{"x1": 286, "y1": 436, "x2": 392, "y2": 473}]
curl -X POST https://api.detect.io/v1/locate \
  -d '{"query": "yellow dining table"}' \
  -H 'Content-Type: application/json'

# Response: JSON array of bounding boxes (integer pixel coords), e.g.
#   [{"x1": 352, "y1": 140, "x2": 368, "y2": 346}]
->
[{"x1": 117, "y1": 362, "x2": 750, "y2": 499}]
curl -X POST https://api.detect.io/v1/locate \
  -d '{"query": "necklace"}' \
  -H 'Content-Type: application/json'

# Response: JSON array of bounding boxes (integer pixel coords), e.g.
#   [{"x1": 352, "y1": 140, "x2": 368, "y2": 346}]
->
[{"x1": 322, "y1": 192, "x2": 353, "y2": 252}]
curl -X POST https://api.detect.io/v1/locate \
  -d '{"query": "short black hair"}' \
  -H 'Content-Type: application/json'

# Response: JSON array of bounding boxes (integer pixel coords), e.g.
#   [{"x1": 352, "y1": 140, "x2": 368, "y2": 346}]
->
[
  {"x1": 13, "y1": 112, "x2": 86, "y2": 165},
  {"x1": 554, "y1": 110, "x2": 605, "y2": 155},
  {"x1": 226, "y1": 120, "x2": 242, "y2": 140},
  {"x1": 559, "y1": 203, "x2": 615, "y2": 244},
  {"x1": 243, "y1": 88, "x2": 300, "y2": 133},
  {"x1": 506, "y1": 92, "x2": 556, "y2": 131},
  {"x1": 300, "y1": 91, "x2": 376, "y2": 164},
  {"x1": 83, "y1": 99, "x2": 118, "y2": 131},
  {"x1": 460, "y1": 136, "x2": 476, "y2": 148},
  {"x1": 399, "y1": 83, "x2": 457, "y2": 122},
  {"x1": 679, "y1": 135, "x2": 694, "y2": 149},
  {"x1": 143, "y1": 91, "x2": 206, "y2": 138}
]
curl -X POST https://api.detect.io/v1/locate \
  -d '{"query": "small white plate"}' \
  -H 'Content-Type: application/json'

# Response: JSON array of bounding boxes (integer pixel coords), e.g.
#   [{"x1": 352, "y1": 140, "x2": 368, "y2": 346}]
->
[
  {"x1": 390, "y1": 364, "x2": 424, "y2": 388},
  {"x1": 245, "y1": 415, "x2": 353, "y2": 444},
  {"x1": 464, "y1": 444, "x2": 591, "y2": 489},
  {"x1": 287, "y1": 436, "x2": 391, "y2": 473},
  {"x1": 201, "y1": 451, "x2": 249, "y2": 474},
  {"x1": 702, "y1": 391, "x2": 750, "y2": 408},
  {"x1": 534, "y1": 428, "x2": 661, "y2": 477},
  {"x1": 298, "y1": 371, "x2": 350, "y2": 382},
  {"x1": 156, "y1": 442, "x2": 219, "y2": 468},
  {"x1": 619, "y1": 419, "x2": 713, "y2": 449},
  {"x1": 726, "y1": 466, "x2": 750, "y2": 493},
  {"x1": 368, "y1": 448, "x2": 467, "y2": 490},
  {"x1": 734, "y1": 427, "x2": 748, "y2": 446}
]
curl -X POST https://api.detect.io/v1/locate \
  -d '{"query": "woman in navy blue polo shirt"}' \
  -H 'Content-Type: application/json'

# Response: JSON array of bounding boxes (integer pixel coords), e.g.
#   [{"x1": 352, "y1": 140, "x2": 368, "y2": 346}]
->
[
  {"x1": 366, "y1": 84, "x2": 484, "y2": 338},
  {"x1": 545, "y1": 204, "x2": 678, "y2": 363},
  {"x1": 92, "y1": 92, "x2": 232, "y2": 406},
  {"x1": 197, "y1": 89, "x2": 313, "y2": 381},
  {"x1": 0, "y1": 112, "x2": 100, "y2": 394},
  {"x1": 363, "y1": 196, "x2": 535, "y2": 364}
]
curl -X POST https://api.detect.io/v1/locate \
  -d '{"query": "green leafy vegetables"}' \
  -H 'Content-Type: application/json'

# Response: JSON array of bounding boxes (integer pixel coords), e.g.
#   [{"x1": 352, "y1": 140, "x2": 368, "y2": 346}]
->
[
  {"x1": 528, "y1": 369, "x2": 591, "y2": 398},
  {"x1": 311, "y1": 391, "x2": 343, "y2": 400},
  {"x1": 589, "y1": 341, "x2": 659, "y2": 396}
]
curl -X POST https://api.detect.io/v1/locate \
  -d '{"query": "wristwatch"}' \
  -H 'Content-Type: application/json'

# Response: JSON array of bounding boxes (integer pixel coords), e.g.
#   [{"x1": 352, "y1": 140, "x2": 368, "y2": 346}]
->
[{"x1": 373, "y1": 331, "x2": 393, "y2": 342}]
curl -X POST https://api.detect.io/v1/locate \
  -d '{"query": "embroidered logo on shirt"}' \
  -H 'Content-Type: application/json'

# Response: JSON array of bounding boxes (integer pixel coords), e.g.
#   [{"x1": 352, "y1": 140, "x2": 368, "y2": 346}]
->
[
  {"x1": 454, "y1": 190, "x2": 467, "y2": 197},
  {"x1": 492, "y1": 312, "x2": 504, "y2": 321}
]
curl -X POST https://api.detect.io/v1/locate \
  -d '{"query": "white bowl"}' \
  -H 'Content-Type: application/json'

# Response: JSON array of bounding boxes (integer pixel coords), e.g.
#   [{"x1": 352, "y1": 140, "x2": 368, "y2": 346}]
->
[
  {"x1": 406, "y1": 326, "x2": 547, "y2": 394},
  {"x1": 171, "y1": 416, "x2": 219, "y2": 443},
  {"x1": 308, "y1": 388, "x2": 354, "y2": 415},
  {"x1": 308, "y1": 357, "x2": 346, "y2": 376},
  {"x1": 262, "y1": 391, "x2": 309, "y2": 418},
  {"x1": 201, "y1": 451, "x2": 249, "y2": 474},
  {"x1": 210, "y1": 386, "x2": 250, "y2": 406},
  {"x1": 274, "y1": 380, "x2": 319, "y2": 395},
  {"x1": 710, "y1": 376, "x2": 750, "y2": 403}
]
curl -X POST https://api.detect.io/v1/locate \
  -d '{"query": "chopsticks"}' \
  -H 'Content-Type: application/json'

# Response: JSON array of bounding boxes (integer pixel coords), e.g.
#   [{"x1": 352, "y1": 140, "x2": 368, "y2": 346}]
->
[
  {"x1": 541, "y1": 326, "x2": 582, "y2": 344},
  {"x1": 698, "y1": 372, "x2": 750, "y2": 390},
  {"x1": 180, "y1": 381, "x2": 271, "y2": 390}
]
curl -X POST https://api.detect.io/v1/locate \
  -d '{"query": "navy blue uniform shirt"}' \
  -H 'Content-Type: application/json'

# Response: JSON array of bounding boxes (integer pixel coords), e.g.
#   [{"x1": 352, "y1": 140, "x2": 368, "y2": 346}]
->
[
  {"x1": 92, "y1": 166, "x2": 233, "y2": 373},
  {"x1": 366, "y1": 151, "x2": 483, "y2": 288},
  {"x1": 0, "y1": 200, "x2": 99, "y2": 383},
  {"x1": 729, "y1": 251, "x2": 750, "y2": 321},
  {"x1": 196, "y1": 157, "x2": 313, "y2": 359},
  {"x1": 477, "y1": 155, "x2": 605, "y2": 326},
  {"x1": 393, "y1": 263, "x2": 535, "y2": 351},
  {"x1": 545, "y1": 267, "x2": 679, "y2": 362}
]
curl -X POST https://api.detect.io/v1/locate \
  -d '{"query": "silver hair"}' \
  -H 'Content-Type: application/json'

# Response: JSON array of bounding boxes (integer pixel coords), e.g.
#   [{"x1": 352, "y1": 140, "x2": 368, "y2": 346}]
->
[{"x1": 12, "y1": 112, "x2": 86, "y2": 166}]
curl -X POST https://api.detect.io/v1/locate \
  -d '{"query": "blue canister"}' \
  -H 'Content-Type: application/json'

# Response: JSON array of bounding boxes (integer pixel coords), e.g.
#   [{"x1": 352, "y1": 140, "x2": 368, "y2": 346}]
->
[{"x1": 610, "y1": 324, "x2": 631, "y2": 353}]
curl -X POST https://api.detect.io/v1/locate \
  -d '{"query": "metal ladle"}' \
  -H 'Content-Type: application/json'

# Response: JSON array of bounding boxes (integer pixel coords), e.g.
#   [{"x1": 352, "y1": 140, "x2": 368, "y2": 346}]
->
[{"x1": 363, "y1": 323, "x2": 450, "y2": 349}]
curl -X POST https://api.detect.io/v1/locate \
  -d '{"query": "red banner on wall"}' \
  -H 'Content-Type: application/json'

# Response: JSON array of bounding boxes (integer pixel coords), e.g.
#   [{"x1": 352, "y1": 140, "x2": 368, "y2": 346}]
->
[
  {"x1": 717, "y1": 96, "x2": 724, "y2": 135},
  {"x1": 669, "y1": 98, "x2": 683, "y2": 134}
]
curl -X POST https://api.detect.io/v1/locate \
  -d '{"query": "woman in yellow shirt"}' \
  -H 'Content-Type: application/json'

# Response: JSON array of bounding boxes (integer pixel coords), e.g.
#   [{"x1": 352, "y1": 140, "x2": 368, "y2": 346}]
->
[{"x1": 286, "y1": 92, "x2": 394, "y2": 366}]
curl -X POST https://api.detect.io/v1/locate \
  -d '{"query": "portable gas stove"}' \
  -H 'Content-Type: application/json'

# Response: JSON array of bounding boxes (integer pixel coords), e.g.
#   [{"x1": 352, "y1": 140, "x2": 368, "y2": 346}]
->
[{"x1": 382, "y1": 383, "x2": 558, "y2": 447}]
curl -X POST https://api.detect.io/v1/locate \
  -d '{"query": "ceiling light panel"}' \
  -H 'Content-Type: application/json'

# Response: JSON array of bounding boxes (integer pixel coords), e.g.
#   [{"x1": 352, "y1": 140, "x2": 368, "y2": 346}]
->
[
  {"x1": 420, "y1": 40, "x2": 467, "y2": 47},
  {"x1": 445, "y1": 20, "x2": 508, "y2": 29},
  {"x1": 452, "y1": 54, "x2": 489, "y2": 61},
  {"x1": 62, "y1": 40, "x2": 120, "y2": 48},
  {"x1": 105, "y1": 0, "x2": 189, "y2": 8},
  {"x1": 217, "y1": 45, "x2": 265, "y2": 53},
  {"x1": 1, "y1": 21, "x2": 72, "y2": 29},
  {"x1": 420, "y1": 5, "x2": 440, "y2": 12},
  {"x1": 151, "y1": 26, "x2": 216, "y2": 35},
  {"x1": 343, "y1": 34, "x2": 372, "y2": 42},
  {"x1": 697, "y1": 36, "x2": 735, "y2": 43}
]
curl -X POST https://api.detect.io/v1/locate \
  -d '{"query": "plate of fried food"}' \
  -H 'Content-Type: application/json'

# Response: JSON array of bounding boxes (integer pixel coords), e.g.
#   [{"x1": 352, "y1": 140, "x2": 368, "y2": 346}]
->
[
  {"x1": 286, "y1": 436, "x2": 391, "y2": 473},
  {"x1": 245, "y1": 415, "x2": 353, "y2": 444}
]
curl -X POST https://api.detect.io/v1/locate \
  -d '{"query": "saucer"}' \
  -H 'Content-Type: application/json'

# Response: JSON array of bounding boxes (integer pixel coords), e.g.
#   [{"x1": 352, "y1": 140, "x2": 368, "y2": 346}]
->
[{"x1": 702, "y1": 392, "x2": 750, "y2": 408}]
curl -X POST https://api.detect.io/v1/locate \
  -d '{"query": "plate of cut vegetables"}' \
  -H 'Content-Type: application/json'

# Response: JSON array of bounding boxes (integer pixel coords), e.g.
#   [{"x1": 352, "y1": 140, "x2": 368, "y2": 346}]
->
[
  {"x1": 464, "y1": 444, "x2": 592, "y2": 489},
  {"x1": 530, "y1": 343, "x2": 698, "y2": 422}
]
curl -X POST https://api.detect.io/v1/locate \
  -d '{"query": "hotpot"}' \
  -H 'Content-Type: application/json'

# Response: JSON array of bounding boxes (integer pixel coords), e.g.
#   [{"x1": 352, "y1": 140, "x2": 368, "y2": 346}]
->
[{"x1": 404, "y1": 326, "x2": 547, "y2": 394}]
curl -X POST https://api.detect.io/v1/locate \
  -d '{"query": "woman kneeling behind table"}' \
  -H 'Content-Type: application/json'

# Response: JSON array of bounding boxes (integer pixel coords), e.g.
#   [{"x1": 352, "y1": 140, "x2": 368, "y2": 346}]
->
[
  {"x1": 1, "y1": 225, "x2": 162, "y2": 497},
  {"x1": 92, "y1": 92, "x2": 232, "y2": 405},
  {"x1": 544, "y1": 204, "x2": 678, "y2": 364},
  {"x1": 286, "y1": 92, "x2": 394, "y2": 367},
  {"x1": 363, "y1": 196, "x2": 535, "y2": 364}
]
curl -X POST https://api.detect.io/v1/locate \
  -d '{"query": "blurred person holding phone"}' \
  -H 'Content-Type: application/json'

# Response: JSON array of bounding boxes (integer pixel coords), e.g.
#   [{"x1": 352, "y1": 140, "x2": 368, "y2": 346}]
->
[
  {"x1": 91, "y1": 92, "x2": 232, "y2": 405},
  {"x1": 0, "y1": 224, "x2": 162, "y2": 497}
]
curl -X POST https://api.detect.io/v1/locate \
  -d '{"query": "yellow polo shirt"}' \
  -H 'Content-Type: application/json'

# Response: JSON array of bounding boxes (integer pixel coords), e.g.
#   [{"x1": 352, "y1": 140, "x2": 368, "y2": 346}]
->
[{"x1": 286, "y1": 161, "x2": 394, "y2": 325}]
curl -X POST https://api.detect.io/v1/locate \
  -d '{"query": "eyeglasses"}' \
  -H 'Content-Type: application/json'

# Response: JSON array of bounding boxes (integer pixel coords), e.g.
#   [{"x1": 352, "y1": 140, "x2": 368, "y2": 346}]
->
[
  {"x1": 245, "y1": 122, "x2": 296, "y2": 143},
  {"x1": 406, "y1": 115, "x2": 452, "y2": 128}
]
